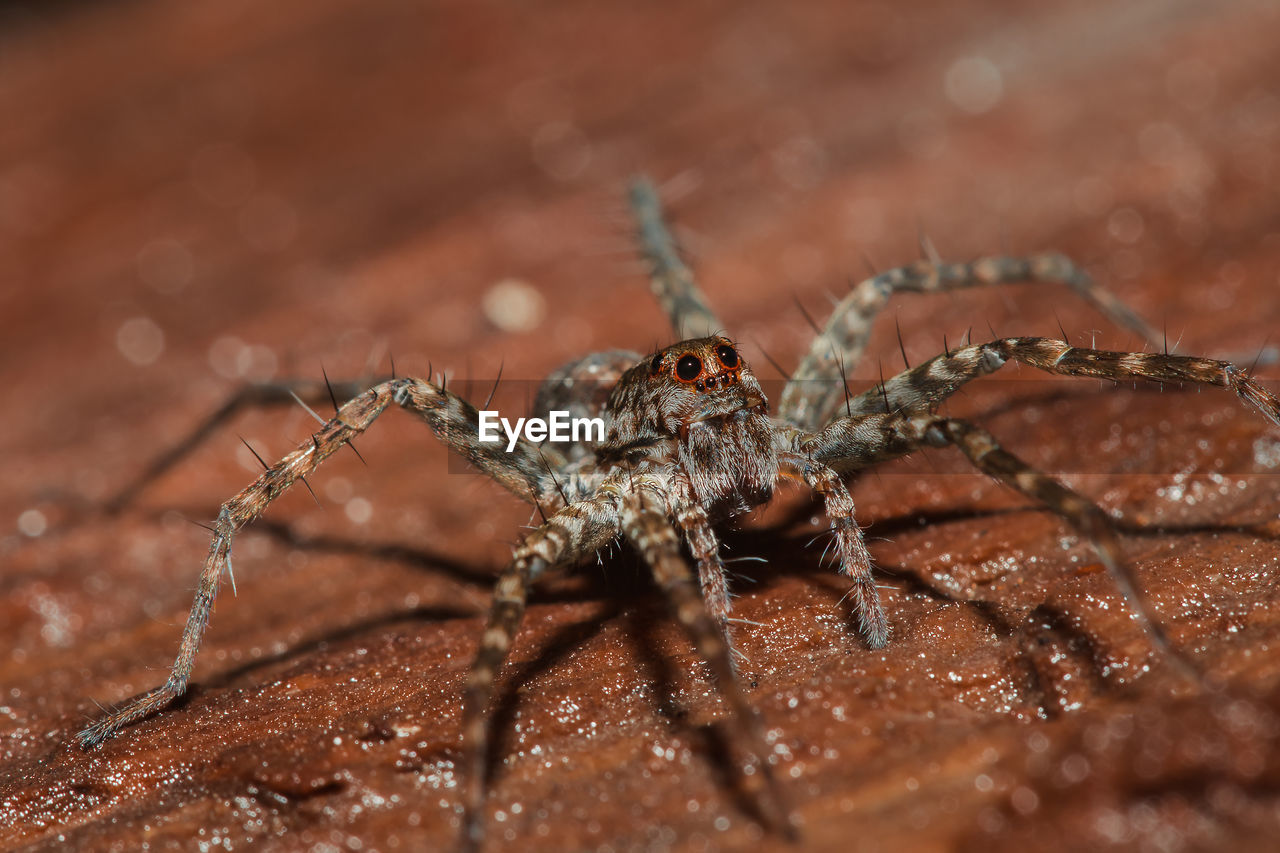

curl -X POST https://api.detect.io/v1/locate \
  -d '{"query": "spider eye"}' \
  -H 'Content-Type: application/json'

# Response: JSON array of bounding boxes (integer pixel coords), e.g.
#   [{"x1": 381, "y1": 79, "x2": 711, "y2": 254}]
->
[
  {"x1": 715, "y1": 344, "x2": 740, "y2": 369},
  {"x1": 650, "y1": 353, "x2": 663, "y2": 373},
  {"x1": 675, "y1": 354, "x2": 703, "y2": 382}
]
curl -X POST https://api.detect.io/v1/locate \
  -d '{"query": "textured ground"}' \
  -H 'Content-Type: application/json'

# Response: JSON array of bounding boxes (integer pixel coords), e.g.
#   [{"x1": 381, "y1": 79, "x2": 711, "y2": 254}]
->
[{"x1": 3, "y1": 1, "x2": 1280, "y2": 851}]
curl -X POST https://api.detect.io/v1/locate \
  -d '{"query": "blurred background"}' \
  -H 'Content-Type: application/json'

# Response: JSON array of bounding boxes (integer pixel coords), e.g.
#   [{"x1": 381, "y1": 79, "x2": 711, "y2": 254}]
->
[{"x1": 2, "y1": 1, "x2": 1279, "y2": 850}]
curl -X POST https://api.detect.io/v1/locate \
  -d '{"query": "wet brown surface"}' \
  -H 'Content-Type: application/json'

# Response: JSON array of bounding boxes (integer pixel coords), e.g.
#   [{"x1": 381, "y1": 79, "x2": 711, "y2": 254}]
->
[{"x1": 3, "y1": 1, "x2": 1280, "y2": 850}]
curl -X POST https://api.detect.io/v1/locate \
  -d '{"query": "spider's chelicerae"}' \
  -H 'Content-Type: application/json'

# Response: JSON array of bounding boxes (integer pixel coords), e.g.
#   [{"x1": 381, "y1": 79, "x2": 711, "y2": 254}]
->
[{"x1": 81, "y1": 177, "x2": 1280, "y2": 846}]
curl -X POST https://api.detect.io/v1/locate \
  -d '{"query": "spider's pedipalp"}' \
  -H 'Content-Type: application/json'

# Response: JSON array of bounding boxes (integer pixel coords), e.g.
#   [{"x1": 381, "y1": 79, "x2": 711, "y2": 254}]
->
[
  {"x1": 780, "y1": 255, "x2": 1163, "y2": 432},
  {"x1": 670, "y1": 472, "x2": 732, "y2": 633}
]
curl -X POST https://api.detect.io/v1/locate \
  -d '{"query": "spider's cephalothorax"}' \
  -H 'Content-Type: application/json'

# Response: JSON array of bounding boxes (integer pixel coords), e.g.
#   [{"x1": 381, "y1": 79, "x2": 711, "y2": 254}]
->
[
  {"x1": 600, "y1": 336, "x2": 776, "y2": 518},
  {"x1": 80, "y1": 176, "x2": 1280, "y2": 851}
]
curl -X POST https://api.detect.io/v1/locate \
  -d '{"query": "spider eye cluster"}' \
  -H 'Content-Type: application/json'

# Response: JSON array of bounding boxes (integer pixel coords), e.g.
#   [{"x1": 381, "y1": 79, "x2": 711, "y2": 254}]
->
[{"x1": 656, "y1": 341, "x2": 746, "y2": 392}]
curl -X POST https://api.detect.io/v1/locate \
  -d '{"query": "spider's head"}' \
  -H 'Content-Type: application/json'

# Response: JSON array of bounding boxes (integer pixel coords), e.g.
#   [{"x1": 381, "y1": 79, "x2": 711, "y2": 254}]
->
[
  {"x1": 602, "y1": 337, "x2": 777, "y2": 514},
  {"x1": 604, "y1": 336, "x2": 769, "y2": 444}
]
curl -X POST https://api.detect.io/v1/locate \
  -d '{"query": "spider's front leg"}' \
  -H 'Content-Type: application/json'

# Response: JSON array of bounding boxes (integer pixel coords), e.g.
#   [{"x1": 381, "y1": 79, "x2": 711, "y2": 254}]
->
[
  {"x1": 106, "y1": 374, "x2": 374, "y2": 512},
  {"x1": 845, "y1": 336, "x2": 1280, "y2": 428},
  {"x1": 78, "y1": 374, "x2": 569, "y2": 748},
  {"x1": 806, "y1": 339, "x2": 1279, "y2": 667}
]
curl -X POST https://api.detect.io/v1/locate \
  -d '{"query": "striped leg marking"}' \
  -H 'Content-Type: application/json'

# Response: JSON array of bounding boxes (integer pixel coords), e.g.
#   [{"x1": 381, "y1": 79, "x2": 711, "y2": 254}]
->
[{"x1": 780, "y1": 256, "x2": 1161, "y2": 431}]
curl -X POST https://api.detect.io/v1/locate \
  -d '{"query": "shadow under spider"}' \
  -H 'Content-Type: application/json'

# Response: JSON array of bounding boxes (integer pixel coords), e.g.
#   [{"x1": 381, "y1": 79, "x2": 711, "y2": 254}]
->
[
  {"x1": 484, "y1": 572, "x2": 776, "y2": 829},
  {"x1": 207, "y1": 604, "x2": 477, "y2": 689},
  {"x1": 248, "y1": 494, "x2": 1275, "y2": 695},
  {"x1": 879, "y1": 560, "x2": 1120, "y2": 718},
  {"x1": 108, "y1": 459, "x2": 1270, "y2": 760}
]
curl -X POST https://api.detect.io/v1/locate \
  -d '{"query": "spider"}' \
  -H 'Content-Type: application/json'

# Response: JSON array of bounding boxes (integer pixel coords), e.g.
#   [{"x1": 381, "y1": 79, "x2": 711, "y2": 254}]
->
[{"x1": 79, "y1": 176, "x2": 1280, "y2": 848}]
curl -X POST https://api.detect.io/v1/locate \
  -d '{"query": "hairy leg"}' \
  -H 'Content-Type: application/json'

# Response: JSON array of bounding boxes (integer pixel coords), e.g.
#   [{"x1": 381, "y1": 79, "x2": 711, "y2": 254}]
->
[
  {"x1": 78, "y1": 376, "x2": 570, "y2": 748},
  {"x1": 795, "y1": 408, "x2": 1238, "y2": 670},
  {"x1": 779, "y1": 255, "x2": 1162, "y2": 431},
  {"x1": 911, "y1": 416, "x2": 1181, "y2": 661},
  {"x1": 842, "y1": 337, "x2": 1280, "y2": 428},
  {"x1": 778, "y1": 451, "x2": 888, "y2": 649},
  {"x1": 628, "y1": 175, "x2": 723, "y2": 339},
  {"x1": 669, "y1": 472, "x2": 732, "y2": 631},
  {"x1": 106, "y1": 376, "x2": 371, "y2": 512},
  {"x1": 619, "y1": 487, "x2": 796, "y2": 838}
]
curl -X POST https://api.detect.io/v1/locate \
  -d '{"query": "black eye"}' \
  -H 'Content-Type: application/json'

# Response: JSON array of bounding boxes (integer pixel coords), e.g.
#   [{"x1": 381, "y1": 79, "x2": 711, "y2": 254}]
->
[
  {"x1": 715, "y1": 344, "x2": 739, "y2": 368},
  {"x1": 650, "y1": 353, "x2": 663, "y2": 373},
  {"x1": 675, "y1": 354, "x2": 702, "y2": 381}
]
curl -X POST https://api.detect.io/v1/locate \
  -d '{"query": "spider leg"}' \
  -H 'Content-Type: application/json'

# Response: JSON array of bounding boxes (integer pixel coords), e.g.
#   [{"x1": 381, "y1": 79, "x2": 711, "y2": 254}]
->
[
  {"x1": 619, "y1": 486, "x2": 797, "y2": 839},
  {"x1": 796, "y1": 395, "x2": 1274, "y2": 671},
  {"x1": 78, "y1": 376, "x2": 570, "y2": 749},
  {"x1": 779, "y1": 255, "x2": 1162, "y2": 431},
  {"x1": 628, "y1": 175, "x2": 723, "y2": 339},
  {"x1": 105, "y1": 375, "x2": 372, "y2": 512},
  {"x1": 459, "y1": 494, "x2": 621, "y2": 850},
  {"x1": 842, "y1": 337, "x2": 1280, "y2": 428},
  {"x1": 795, "y1": 340, "x2": 1280, "y2": 664},
  {"x1": 778, "y1": 452, "x2": 888, "y2": 649},
  {"x1": 906, "y1": 416, "x2": 1184, "y2": 664}
]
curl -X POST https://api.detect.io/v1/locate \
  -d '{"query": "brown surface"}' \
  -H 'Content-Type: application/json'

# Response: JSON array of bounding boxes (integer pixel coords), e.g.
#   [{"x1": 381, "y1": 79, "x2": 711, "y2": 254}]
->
[{"x1": 3, "y1": 1, "x2": 1280, "y2": 851}]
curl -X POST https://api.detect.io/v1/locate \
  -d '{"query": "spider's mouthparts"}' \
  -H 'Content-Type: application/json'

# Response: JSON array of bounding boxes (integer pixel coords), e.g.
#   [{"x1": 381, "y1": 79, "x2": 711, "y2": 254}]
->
[{"x1": 687, "y1": 393, "x2": 767, "y2": 426}]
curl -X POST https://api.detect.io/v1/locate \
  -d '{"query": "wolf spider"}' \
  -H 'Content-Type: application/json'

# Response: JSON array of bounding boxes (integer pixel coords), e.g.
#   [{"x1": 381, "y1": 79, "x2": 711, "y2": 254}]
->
[{"x1": 79, "y1": 176, "x2": 1280, "y2": 847}]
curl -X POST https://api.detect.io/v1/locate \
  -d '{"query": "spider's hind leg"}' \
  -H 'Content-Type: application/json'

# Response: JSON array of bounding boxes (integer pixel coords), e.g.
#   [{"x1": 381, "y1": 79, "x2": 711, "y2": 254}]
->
[
  {"x1": 628, "y1": 175, "x2": 723, "y2": 339},
  {"x1": 911, "y1": 415, "x2": 1189, "y2": 672},
  {"x1": 530, "y1": 349, "x2": 640, "y2": 464}
]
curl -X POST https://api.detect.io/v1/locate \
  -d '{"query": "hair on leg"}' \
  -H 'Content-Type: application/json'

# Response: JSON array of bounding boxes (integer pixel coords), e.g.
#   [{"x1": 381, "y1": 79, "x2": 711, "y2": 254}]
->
[
  {"x1": 778, "y1": 452, "x2": 888, "y2": 649},
  {"x1": 106, "y1": 376, "x2": 374, "y2": 512},
  {"x1": 628, "y1": 175, "x2": 723, "y2": 340},
  {"x1": 843, "y1": 337, "x2": 1280, "y2": 427},
  {"x1": 779, "y1": 256, "x2": 1162, "y2": 431}
]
